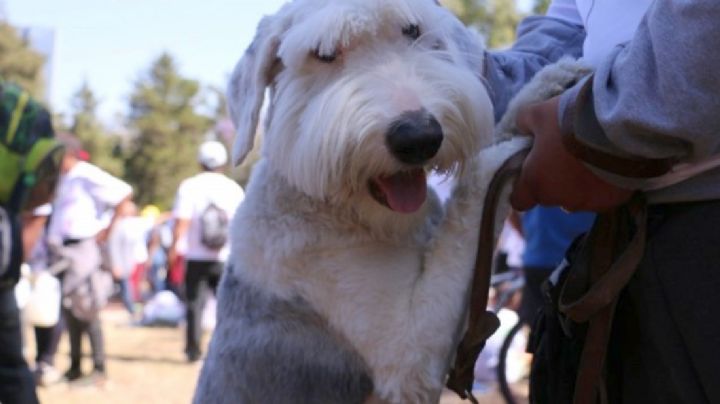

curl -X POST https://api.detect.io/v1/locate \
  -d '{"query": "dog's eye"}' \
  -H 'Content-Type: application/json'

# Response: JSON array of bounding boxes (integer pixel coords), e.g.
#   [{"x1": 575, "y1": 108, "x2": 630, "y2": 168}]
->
[
  {"x1": 402, "y1": 24, "x2": 421, "y2": 40},
  {"x1": 312, "y1": 48, "x2": 337, "y2": 63}
]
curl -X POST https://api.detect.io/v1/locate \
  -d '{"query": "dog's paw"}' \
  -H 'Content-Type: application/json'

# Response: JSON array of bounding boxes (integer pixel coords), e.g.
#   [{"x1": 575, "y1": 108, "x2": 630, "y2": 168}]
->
[{"x1": 495, "y1": 58, "x2": 592, "y2": 140}]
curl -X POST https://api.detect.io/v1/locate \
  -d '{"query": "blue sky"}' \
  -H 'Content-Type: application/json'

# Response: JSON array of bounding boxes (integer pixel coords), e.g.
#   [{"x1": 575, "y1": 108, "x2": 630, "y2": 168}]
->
[
  {"x1": 7, "y1": 0, "x2": 288, "y2": 126},
  {"x1": 7, "y1": 0, "x2": 532, "y2": 127}
]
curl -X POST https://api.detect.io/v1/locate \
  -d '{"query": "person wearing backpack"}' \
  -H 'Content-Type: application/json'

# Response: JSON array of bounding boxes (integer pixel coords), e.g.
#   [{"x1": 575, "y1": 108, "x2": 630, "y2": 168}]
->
[
  {"x1": 0, "y1": 82, "x2": 65, "y2": 404},
  {"x1": 169, "y1": 140, "x2": 244, "y2": 363}
]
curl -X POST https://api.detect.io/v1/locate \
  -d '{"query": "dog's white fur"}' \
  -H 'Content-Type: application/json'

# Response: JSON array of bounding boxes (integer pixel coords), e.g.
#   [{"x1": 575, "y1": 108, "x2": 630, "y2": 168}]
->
[{"x1": 196, "y1": 0, "x2": 529, "y2": 402}]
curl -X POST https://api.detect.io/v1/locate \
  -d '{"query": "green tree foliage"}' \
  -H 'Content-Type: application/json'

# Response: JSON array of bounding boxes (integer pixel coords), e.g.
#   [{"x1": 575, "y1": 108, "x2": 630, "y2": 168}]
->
[
  {"x1": 487, "y1": 0, "x2": 521, "y2": 48},
  {"x1": 0, "y1": 23, "x2": 45, "y2": 98},
  {"x1": 533, "y1": 0, "x2": 551, "y2": 15},
  {"x1": 443, "y1": 0, "x2": 521, "y2": 49},
  {"x1": 70, "y1": 82, "x2": 124, "y2": 177},
  {"x1": 124, "y1": 53, "x2": 212, "y2": 209}
]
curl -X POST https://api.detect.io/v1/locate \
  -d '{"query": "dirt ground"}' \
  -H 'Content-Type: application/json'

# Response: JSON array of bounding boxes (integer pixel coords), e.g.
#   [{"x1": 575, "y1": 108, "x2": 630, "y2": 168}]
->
[{"x1": 30, "y1": 304, "x2": 527, "y2": 404}]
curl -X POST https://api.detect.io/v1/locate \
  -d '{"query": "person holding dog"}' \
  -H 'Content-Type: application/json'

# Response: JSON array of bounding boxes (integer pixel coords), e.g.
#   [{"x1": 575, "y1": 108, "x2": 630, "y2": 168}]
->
[
  {"x1": 495, "y1": 0, "x2": 720, "y2": 402},
  {"x1": 169, "y1": 140, "x2": 243, "y2": 363}
]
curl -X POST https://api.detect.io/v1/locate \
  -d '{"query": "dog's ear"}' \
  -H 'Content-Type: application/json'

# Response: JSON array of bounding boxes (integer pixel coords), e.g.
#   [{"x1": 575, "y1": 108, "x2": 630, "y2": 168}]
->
[{"x1": 228, "y1": 16, "x2": 283, "y2": 165}]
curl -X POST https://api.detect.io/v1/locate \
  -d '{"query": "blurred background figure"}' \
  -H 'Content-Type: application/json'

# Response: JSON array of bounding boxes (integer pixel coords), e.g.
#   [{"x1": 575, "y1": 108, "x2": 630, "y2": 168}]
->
[
  {"x1": 46, "y1": 133, "x2": 133, "y2": 385},
  {"x1": 141, "y1": 204, "x2": 169, "y2": 295},
  {"x1": 0, "y1": 81, "x2": 64, "y2": 404},
  {"x1": 22, "y1": 203, "x2": 65, "y2": 387},
  {"x1": 169, "y1": 140, "x2": 244, "y2": 363},
  {"x1": 108, "y1": 201, "x2": 153, "y2": 322}
]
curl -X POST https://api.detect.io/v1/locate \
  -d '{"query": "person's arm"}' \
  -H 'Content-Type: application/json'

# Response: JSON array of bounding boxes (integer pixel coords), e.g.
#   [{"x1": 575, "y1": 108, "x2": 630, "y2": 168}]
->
[
  {"x1": 21, "y1": 213, "x2": 47, "y2": 261},
  {"x1": 167, "y1": 218, "x2": 189, "y2": 268},
  {"x1": 168, "y1": 180, "x2": 192, "y2": 265},
  {"x1": 83, "y1": 163, "x2": 134, "y2": 242},
  {"x1": 558, "y1": 0, "x2": 720, "y2": 185},
  {"x1": 97, "y1": 195, "x2": 132, "y2": 244},
  {"x1": 511, "y1": 0, "x2": 720, "y2": 212},
  {"x1": 484, "y1": 0, "x2": 585, "y2": 121}
]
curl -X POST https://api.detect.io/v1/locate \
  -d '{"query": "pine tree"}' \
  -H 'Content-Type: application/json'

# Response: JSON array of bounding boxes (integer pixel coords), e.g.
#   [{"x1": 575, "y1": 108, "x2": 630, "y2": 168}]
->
[
  {"x1": 124, "y1": 53, "x2": 212, "y2": 209},
  {"x1": 70, "y1": 82, "x2": 124, "y2": 177},
  {"x1": 0, "y1": 23, "x2": 45, "y2": 98}
]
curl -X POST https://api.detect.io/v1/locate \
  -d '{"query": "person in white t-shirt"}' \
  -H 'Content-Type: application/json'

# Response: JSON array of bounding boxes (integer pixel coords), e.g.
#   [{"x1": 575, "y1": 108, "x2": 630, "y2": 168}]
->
[
  {"x1": 169, "y1": 140, "x2": 244, "y2": 362},
  {"x1": 48, "y1": 133, "x2": 133, "y2": 384}
]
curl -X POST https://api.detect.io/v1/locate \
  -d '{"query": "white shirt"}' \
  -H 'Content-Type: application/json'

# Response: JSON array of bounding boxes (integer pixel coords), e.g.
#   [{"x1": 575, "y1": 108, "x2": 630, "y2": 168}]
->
[
  {"x1": 48, "y1": 161, "x2": 132, "y2": 242},
  {"x1": 547, "y1": 0, "x2": 653, "y2": 68},
  {"x1": 108, "y1": 216, "x2": 152, "y2": 276},
  {"x1": 172, "y1": 172, "x2": 244, "y2": 261}
]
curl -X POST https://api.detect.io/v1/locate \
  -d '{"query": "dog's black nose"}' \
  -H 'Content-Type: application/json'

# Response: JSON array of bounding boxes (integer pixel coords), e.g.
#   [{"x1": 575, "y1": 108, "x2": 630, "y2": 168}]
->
[{"x1": 386, "y1": 110, "x2": 443, "y2": 165}]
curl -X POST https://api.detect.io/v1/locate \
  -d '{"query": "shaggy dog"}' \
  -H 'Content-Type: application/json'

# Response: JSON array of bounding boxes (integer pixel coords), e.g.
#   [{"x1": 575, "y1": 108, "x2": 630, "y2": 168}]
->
[{"x1": 194, "y1": 0, "x2": 528, "y2": 402}]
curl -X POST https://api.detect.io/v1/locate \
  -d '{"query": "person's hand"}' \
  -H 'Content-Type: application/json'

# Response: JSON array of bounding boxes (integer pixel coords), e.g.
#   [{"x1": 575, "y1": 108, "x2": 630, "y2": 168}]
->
[
  {"x1": 96, "y1": 228, "x2": 110, "y2": 244},
  {"x1": 112, "y1": 267, "x2": 123, "y2": 280},
  {"x1": 510, "y1": 96, "x2": 633, "y2": 212},
  {"x1": 167, "y1": 247, "x2": 177, "y2": 269}
]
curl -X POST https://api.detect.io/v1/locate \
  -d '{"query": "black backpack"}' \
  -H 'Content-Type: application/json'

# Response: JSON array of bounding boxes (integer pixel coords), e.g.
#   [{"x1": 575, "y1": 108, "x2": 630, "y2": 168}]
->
[{"x1": 199, "y1": 202, "x2": 229, "y2": 250}]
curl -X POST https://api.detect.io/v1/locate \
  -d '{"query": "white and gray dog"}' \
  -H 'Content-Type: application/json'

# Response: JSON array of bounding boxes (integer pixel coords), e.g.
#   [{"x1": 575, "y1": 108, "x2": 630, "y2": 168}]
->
[{"x1": 194, "y1": 0, "x2": 529, "y2": 403}]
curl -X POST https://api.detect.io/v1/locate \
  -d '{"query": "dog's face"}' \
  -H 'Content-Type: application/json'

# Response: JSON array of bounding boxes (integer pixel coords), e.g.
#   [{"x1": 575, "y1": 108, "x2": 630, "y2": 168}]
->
[{"x1": 229, "y1": 0, "x2": 493, "y2": 214}]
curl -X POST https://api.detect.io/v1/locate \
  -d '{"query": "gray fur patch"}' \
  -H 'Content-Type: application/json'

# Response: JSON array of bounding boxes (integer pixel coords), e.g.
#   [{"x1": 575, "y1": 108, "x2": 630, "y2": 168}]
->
[{"x1": 193, "y1": 266, "x2": 374, "y2": 404}]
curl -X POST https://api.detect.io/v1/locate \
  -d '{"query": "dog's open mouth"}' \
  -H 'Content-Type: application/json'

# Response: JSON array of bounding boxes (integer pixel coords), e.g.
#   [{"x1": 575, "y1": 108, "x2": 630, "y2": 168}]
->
[{"x1": 368, "y1": 168, "x2": 427, "y2": 214}]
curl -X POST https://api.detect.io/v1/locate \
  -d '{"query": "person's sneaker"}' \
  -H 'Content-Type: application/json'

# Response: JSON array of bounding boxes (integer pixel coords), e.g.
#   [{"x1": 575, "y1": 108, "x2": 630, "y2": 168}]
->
[
  {"x1": 34, "y1": 362, "x2": 62, "y2": 387},
  {"x1": 63, "y1": 368, "x2": 83, "y2": 382}
]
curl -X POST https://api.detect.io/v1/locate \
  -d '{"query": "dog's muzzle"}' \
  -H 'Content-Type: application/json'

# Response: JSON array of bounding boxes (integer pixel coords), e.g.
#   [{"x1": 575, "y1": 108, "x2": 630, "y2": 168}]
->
[{"x1": 386, "y1": 109, "x2": 443, "y2": 165}]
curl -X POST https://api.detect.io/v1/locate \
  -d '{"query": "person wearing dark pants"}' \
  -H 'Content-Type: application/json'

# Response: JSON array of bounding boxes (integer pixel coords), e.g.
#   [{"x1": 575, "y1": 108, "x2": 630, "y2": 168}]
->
[
  {"x1": 33, "y1": 314, "x2": 65, "y2": 385},
  {"x1": 184, "y1": 260, "x2": 223, "y2": 361},
  {"x1": 62, "y1": 305, "x2": 106, "y2": 379},
  {"x1": 169, "y1": 141, "x2": 244, "y2": 363},
  {"x1": 47, "y1": 133, "x2": 133, "y2": 383},
  {"x1": 56, "y1": 238, "x2": 110, "y2": 382},
  {"x1": 0, "y1": 287, "x2": 39, "y2": 404},
  {"x1": 0, "y1": 82, "x2": 65, "y2": 403}
]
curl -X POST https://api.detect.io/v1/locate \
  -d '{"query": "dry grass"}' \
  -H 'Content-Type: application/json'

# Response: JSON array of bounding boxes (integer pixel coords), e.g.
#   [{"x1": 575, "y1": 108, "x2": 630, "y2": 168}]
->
[{"x1": 29, "y1": 304, "x2": 527, "y2": 404}]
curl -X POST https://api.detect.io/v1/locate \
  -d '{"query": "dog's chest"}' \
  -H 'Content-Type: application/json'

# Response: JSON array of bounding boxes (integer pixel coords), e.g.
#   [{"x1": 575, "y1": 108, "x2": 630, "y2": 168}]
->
[{"x1": 292, "y1": 243, "x2": 429, "y2": 366}]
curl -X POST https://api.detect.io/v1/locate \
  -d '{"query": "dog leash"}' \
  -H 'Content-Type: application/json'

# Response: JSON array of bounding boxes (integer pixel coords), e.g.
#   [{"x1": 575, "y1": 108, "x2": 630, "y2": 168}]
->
[
  {"x1": 557, "y1": 195, "x2": 647, "y2": 404},
  {"x1": 445, "y1": 146, "x2": 529, "y2": 402}
]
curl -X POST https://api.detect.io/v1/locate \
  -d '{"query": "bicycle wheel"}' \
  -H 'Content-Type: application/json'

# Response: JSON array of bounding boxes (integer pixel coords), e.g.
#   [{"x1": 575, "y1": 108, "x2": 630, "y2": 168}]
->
[{"x1": 496, "y1": 320, "x2": 529, "y2": 404}]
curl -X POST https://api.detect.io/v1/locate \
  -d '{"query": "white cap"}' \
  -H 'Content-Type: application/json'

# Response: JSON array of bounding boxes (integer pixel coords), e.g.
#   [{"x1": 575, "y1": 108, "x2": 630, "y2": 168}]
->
[{"x1": 198, "y1": 141, "x2": 228, "y2": 169}]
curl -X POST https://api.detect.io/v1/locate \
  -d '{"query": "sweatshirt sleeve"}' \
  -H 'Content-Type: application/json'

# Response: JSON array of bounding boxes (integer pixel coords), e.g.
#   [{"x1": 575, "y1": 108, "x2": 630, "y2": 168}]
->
[
  {"x1": 484, "y1": 14, "x2": 586, "y2": 122},
  {"x1": 558, "y1": 0, "x2": 720, "y2": 186}
]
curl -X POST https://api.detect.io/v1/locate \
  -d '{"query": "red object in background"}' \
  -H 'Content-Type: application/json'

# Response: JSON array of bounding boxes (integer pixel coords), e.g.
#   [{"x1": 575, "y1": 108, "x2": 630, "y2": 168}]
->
[
  {"x1": 77, "y1": 149, "x2": 90, "y2": 161},
  {"x1": 130, "y1": 263, "x2": 145, "y2": 302},
  {"x1": 168, "y1": 255, "x2": 185, "y2": 288}
]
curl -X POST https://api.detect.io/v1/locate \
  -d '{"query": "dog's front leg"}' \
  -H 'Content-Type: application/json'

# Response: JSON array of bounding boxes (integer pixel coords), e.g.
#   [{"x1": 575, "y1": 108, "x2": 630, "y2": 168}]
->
[{"x1": 403, "y1": 138, "x2": 531, "y2": 401}]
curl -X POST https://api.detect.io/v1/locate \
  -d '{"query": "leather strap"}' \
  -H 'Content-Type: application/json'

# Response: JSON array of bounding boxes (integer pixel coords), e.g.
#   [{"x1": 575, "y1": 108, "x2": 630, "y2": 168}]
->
[
  {"x1": 558, "y1": 195, "x2": 648, "y2": 404},
  {"x1": 445, "y1": 147, "x2": 529, "y2": 401}
]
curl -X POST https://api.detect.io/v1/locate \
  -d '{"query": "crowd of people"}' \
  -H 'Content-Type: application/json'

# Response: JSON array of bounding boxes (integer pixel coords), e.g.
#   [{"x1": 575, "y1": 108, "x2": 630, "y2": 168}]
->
[{"x1": 0, "y1": 83, "x2": 244, "y2": 401}]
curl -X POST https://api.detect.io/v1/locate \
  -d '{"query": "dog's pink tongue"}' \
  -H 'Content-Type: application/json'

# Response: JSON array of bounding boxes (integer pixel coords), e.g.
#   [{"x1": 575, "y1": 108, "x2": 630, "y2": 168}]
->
[{"x1": 375, "y1": 169, "x2": 427, "y2": 213}]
